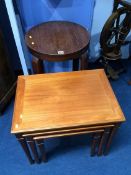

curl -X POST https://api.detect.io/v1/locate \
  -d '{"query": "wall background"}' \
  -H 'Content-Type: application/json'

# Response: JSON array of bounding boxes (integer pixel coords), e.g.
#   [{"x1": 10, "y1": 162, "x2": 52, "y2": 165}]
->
[
  {"x1": 18, "y1": 0, "x2": 95, "y2": 31},
  {"x1": 90, "y1": 0, "x2": 113, "y2": 60}
]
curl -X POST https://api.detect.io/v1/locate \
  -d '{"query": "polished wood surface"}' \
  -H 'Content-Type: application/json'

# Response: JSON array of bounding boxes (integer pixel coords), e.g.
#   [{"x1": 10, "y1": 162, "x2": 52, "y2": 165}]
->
[
  {"x1": 11, "y1": 69, "x2": 125, "y2": 134},
  {"x1": 22, "y1": 125, "x2": 114, "y2": 137},
  {"x1": 33, "y1": 130, "x2": 104, "y2": 139},
  {"x1": 25, "y1": 21, "x2": 90, "y2": 61}
]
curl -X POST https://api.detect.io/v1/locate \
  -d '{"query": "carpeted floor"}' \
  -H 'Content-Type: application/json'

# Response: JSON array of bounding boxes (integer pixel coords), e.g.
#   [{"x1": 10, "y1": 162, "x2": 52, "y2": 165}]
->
[{"x1": 0, "y1": 60, "x2": 131, "y2": 175}]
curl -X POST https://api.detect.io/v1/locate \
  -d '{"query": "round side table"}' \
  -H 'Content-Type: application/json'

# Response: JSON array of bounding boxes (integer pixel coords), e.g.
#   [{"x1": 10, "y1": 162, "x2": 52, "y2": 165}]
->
[{"x1": 25, "y1": 21, "x2": 90, "y2": 74}]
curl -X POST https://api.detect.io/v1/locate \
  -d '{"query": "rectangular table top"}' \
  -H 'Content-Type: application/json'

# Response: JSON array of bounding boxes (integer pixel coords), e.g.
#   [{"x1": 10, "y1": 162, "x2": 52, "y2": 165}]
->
[{"x1": 11, "y1": 69, "x2": 125, "y2": 134}]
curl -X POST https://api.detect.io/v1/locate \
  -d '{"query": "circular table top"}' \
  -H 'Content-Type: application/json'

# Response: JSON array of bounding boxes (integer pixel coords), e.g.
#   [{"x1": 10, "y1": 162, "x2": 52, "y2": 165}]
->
[{"x1": 25, "y1": 21, "x2": 90, "y2": 61}]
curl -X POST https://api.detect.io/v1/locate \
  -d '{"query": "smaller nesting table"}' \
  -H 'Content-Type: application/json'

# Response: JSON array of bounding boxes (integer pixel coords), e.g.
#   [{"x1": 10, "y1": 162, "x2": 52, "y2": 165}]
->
[
  {"x1": 25, "y1": 21, "x2": 90, "y2": 73},
  {"x1": 11, "y1": 69, "x2": 125, "y2": 164}
]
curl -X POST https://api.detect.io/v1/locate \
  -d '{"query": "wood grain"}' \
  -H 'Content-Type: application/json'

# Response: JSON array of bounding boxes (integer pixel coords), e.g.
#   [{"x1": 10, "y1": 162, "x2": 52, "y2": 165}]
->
[
  {"x1": 33, "y1": 130, "x2": 104, "y2": 140},
  {"x1": 22, "y1": 125, "x2": 114, "y2": 137},
  {"x1": 25, "y1": 21, "x2": 90, "y2": 61},
  {"x1": 11, "y1": 69, "x2": 125, "y2": 134}
]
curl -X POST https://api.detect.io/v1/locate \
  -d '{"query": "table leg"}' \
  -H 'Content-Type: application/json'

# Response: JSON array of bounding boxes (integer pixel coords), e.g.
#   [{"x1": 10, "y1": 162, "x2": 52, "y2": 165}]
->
[
  {"x1": 27, "y1": 137, "x2": 40, "y2": 164},
  {"x1": 128, "y1": 80, "x2": 131, "y2": 85},
  {"x1": 73, "y1": 58, "x2": 79, "y2": 71},
  {"x1": 97, "y1": 127, "x2": 111, "y2": 156},
  {"x1": 16, "y1": 136, "x2": 34, "y2": 164},
  {"x1": 32, "y1": 57, "x2": 45, "y2": 74},
  {"x1": 104, "y1": 124, "x2": 120, "y2": 155},
  {"x1": 80, "y1": 52, "x2": 88, "y2": 70},
  {"x1": 36, "y1": 139, "x2": 47, "y2": 162},
  {"x1": 90, "y1": 132, "x2": 102, "y2": 156}
]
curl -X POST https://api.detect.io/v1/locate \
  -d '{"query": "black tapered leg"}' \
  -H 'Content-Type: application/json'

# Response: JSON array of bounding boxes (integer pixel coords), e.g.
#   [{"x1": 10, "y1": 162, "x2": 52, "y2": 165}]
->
[
  {"x1": 27, "y1": 137, "x2": 40, "y2": 164},
  {"x1": 104, "y1": 124, "x2": 120, "y2": 155},
  {"x1": 80, "y1": 52, "x2": 88, "y2": 70},
  {"x1": 32, "y1": 57, "x2": 45, "y2": 74},
  {"x1": 36, "y1": 139, "x2": 47, "y2": 162},
  {"x1": 17, "y1": 137, "x2": 34, "y2": 164},
  {"x1": 73, "y1": 58, "x2": 79, "y2": 71},
  {"x1": 97, "y1": 128, "x2": 111, "y2": 156},
  {"x1": 91, "y1": 132, "x2": 102, "y2": 157}
]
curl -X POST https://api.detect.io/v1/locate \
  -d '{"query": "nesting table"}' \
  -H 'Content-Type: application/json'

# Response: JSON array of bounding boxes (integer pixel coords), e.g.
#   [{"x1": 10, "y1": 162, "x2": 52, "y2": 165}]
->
[{"x1": 11, "y1": 69, "x2": 125, "y2": 164}]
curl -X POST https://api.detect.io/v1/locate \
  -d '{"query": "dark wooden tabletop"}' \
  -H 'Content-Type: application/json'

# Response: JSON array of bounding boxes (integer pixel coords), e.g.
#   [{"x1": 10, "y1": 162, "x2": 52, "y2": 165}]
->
[{"x1": 25, "y1": 21, "x2": 90, "y2": 61}]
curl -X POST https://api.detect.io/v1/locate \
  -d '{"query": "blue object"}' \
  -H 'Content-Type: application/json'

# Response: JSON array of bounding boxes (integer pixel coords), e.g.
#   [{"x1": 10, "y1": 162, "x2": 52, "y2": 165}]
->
[{"x1": 17, "y1": 0, "x2": 95, "y2": 73}]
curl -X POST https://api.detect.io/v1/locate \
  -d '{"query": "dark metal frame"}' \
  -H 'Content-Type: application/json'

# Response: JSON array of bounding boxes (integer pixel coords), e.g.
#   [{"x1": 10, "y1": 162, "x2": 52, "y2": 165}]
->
[{"x1": 99, "y1": 0, "x2": 131, "y2": 79}]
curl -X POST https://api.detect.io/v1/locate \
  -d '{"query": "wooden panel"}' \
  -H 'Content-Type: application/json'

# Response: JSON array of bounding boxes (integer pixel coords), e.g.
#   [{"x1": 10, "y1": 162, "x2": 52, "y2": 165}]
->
[
  {"x1": 22, "y1": 125, "x2": 114, "y2": 137},
  {"x1": 0, "y1": 29, "x2": 16, "y2": 112},
  {"x1": 11, "y1": 69, "x2": 125, "y2": 133},
  {"x1": 33, "y1": 130, "x2": 104, "y2": 140}
]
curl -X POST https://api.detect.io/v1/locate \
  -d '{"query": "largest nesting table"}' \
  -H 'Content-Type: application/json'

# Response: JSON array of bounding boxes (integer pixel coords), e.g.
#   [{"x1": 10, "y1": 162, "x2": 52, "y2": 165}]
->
[{"x1": 11, "y1": 69, "x2": 125, "y2": 164}]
